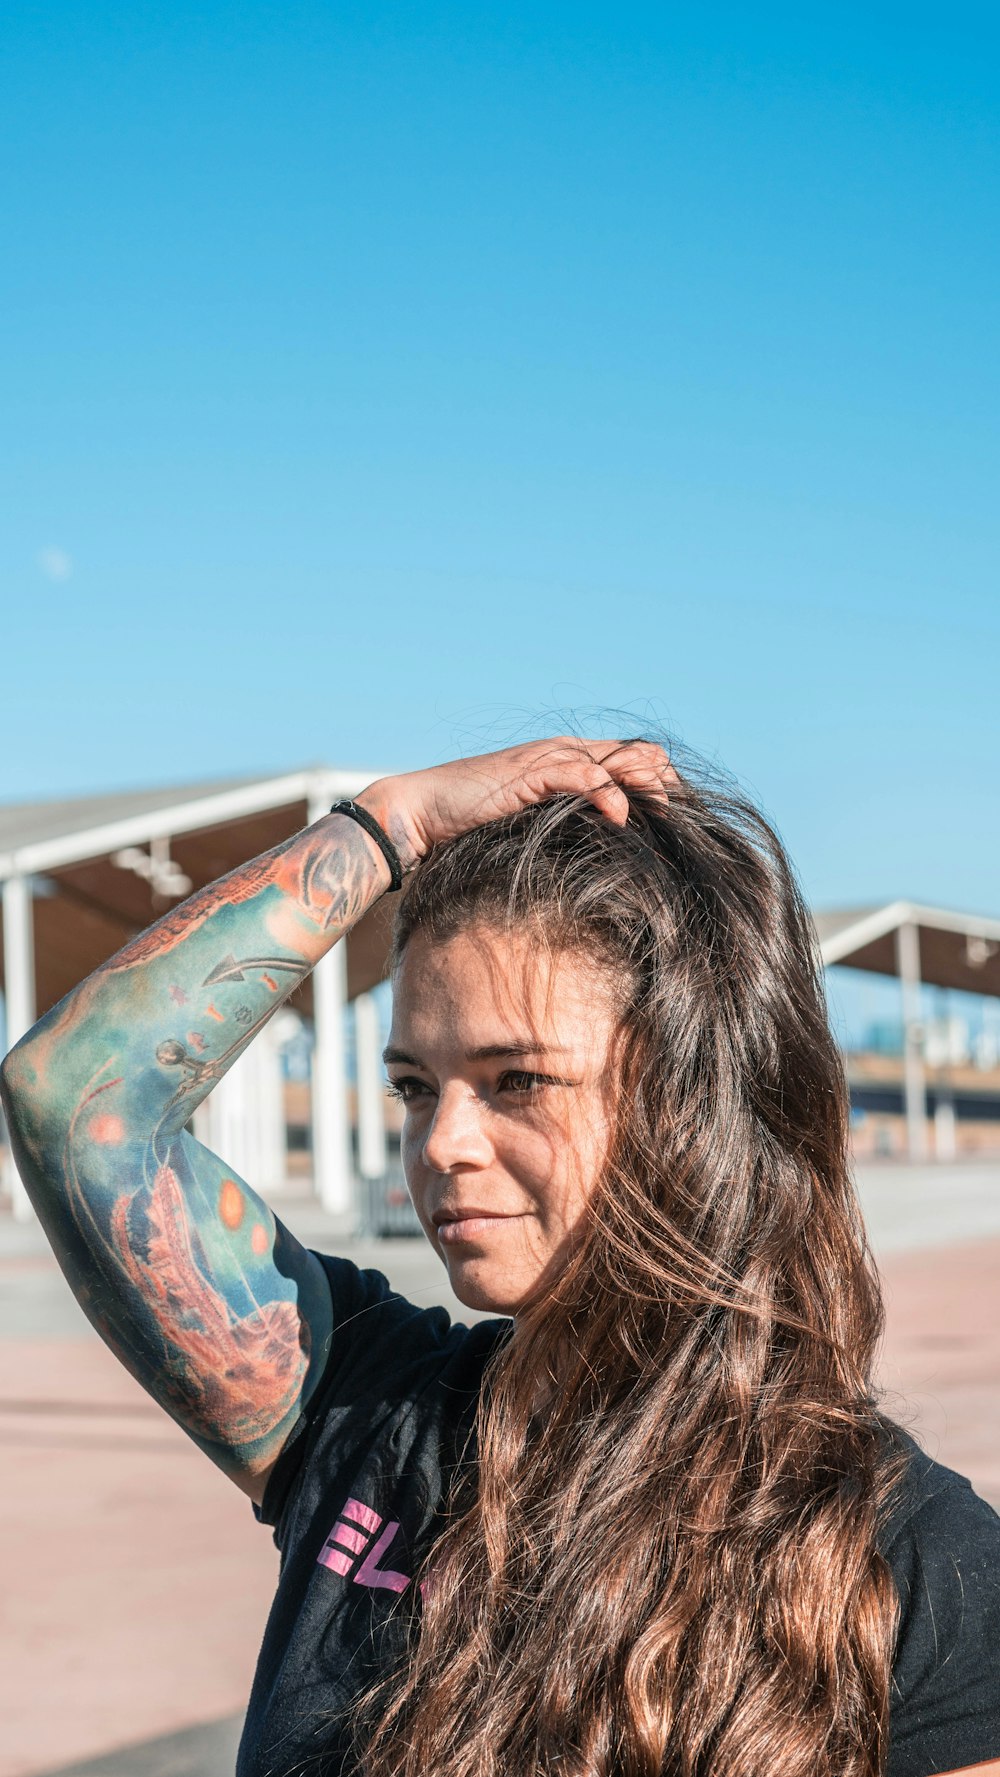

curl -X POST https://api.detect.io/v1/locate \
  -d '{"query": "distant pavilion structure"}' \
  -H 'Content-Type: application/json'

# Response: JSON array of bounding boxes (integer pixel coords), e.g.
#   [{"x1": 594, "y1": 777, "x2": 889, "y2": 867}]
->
[
  {"x1": 4, "y1": 778, "x2": 1000, "y2": 1217},
  {"x1": 815, "y1": 903, "x2": 1000, "y2": 1160}
]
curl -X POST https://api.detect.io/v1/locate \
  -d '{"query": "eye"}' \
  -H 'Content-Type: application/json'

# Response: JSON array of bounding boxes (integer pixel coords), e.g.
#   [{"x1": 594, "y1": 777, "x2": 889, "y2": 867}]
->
[
  {"x1": 386, "y1": 1075, "x2": 434, "y2": 1104},
  {"x1": 498, "y1": 1070, "x2": 562, "y2": 1095}
]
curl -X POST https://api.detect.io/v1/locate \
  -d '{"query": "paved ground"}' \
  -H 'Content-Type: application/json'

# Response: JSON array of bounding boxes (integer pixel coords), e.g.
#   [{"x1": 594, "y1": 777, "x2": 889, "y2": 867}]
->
[
  {"x1": 852, "y1": 1158, "x2": 1000, "y2": 1256},
  {"x1": 34, "y1": 1718, "x2": 244, "y2": 1777},
  {"x1": 1, "y1": 1162, "x2": 997, "y2": 1777}
]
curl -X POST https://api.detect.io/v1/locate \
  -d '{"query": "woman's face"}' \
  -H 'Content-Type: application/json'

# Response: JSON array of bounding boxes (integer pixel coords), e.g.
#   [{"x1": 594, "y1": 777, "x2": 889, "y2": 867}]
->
[{"x1": 386, "y1": 924, "x2": 621, "y2": 1316}]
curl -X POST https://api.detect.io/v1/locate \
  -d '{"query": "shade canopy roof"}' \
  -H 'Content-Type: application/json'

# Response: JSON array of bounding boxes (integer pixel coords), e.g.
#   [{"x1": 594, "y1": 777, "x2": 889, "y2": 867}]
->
[
  {"x1": 0, "y1": 769, "x2": 397, "y2": 1017},
  {"x1": 815, "y1": 902, "x2": 1000, "y2": 999},
  {"x1": 4, "y1": 778, "x2": 1000, "y2": 1017}
]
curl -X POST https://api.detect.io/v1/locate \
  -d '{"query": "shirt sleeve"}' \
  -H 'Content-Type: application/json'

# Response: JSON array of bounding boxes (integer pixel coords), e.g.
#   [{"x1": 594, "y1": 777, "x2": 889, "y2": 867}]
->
[
  {"x1": 254, "y1": 1253, "x2": 463, "y2": 1539},
  {"x1": 887, "y1": 1475, "x2": 1000, "y2": 1777}
]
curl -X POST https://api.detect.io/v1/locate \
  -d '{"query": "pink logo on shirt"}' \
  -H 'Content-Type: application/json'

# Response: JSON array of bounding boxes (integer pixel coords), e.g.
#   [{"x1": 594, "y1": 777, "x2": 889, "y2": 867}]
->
[{"x1": 317, "y1": 1497, "x2": 411, "y2": 1594}]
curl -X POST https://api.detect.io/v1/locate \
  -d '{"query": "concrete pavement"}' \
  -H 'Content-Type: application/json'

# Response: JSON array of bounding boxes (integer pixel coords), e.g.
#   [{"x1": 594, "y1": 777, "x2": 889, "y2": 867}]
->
[
  {"x1": 851, "y1": 1158, "x2": 1000, "y2": 1254},
  {"x1": 36, "y1": 1718, "x2": 243, "y2": 1777},
  {"x1": 1, "y1": 1162, "x2": 997, "y2": 1777}
]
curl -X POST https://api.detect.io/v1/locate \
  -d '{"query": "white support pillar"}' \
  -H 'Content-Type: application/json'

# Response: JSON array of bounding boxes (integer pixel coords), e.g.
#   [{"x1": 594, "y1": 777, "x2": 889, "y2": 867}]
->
[
  {"x1": 311, "y1": 940, "x2": 352, "y2": 1213},
  {"x1": 896, "y1": 920, "x2": 927, "y2": 1162},
  {"x1": 355, "y1": 992, "x2": 387, "y2": 1180},
  {"x1": 934, "y1": 1098, "x2": 957, "y2": 1161},
  {"x1": 196, "y1": 1018, "x2": 288, "y2": 1196},
  {"x1": 252, "y1": 1017, "x2": 290, "y2": 1197},
  {"x1": 2, "y1": 874, "x2": 37, "y2": 1219},
  {"x1": 307, "y1": 791, "x2": 353, "y2": 1215},
  {"x1": 199, "y1": 1043, "x2": 251, "y2": 1183}
]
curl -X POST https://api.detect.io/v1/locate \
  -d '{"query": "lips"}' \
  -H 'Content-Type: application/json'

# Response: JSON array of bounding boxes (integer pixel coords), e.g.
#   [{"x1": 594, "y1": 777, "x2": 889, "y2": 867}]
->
[{"x1": 432, "y1": 1207, "x2": 527, "y2": 1244}]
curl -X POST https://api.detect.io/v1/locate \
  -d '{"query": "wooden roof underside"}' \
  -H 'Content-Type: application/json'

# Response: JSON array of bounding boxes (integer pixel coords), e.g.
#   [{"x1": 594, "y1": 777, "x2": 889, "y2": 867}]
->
[{"x1": 1, "y1": 801, "x2": 395, "y2": 1019}]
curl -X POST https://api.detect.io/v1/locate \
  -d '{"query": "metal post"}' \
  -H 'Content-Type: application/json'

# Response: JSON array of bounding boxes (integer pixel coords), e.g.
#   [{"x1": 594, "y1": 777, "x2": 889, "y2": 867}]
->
[
  {"x1": 2, "y1": 874, "x2": 37, "y2": 1219},
  {"x1": 896, "y1": 920, "x2": 927, "y2": 1161},
  {"x1": 355, "y1": 992, "x2": 387, "y2": 1180},
  {"x1": 308, "y1": 791, "x2": 352, "y2": 1215}
]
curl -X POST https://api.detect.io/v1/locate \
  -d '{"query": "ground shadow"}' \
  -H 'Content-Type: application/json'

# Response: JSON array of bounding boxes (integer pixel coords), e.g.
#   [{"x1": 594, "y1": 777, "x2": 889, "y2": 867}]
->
[{"x1": 37, "y1": 1714, "x2": 244, "y2": 1777}]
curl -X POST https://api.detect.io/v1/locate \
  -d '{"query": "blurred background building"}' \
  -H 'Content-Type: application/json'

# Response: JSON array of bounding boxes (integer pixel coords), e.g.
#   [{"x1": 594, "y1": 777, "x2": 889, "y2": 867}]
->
[{"x1": 4, "y1": 772, "x2": 1000, "y2": 1232}]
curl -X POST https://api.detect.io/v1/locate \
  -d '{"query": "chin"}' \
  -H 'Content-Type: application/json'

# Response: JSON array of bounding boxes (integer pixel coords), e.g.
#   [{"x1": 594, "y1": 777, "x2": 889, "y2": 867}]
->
[{"x1": 445, "y1": 1263, "x2": 527, "y2": 1317}]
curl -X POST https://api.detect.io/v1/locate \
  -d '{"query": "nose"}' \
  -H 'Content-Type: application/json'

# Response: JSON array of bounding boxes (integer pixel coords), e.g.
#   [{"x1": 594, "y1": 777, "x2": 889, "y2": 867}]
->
[{"x1": 420, "y1": 1083, "x2": 493, "y2": 1176}]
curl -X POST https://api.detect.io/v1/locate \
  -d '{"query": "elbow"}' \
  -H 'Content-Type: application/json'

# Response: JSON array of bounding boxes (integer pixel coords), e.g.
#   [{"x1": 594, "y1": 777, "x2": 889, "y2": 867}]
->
[
  {"x1": 0, "y1": 1036, "x2": 31, "y2": 1123},
  {"x1": 1, "y1": 1035, "x2": 77, "y2": 1213},
  {"x1": 1, "y1": 1058, "x2": 53, "y2": 1231},
  {"x1": 0, "y1": 1032, "x2": 62, "y2": 1152},
  {"x1": 0, "y1": 1041, "x2": 36, "y2": 1188},
  {"x1": 2, "y1": 1023, "x2": 39, "y2": 1085}
]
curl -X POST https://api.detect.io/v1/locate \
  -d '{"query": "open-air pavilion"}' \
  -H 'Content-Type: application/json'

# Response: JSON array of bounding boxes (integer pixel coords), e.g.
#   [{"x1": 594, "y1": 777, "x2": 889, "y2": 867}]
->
[
  {"x1": 815, "y1": 902, "x2": 1000, "y2": 1160},
  {"x1": 4, "y1": 776, "x2": 1000, "y2": 1218},
  {"x1": 0, "y1": 768, "x2": 397, "y2": 1219}
]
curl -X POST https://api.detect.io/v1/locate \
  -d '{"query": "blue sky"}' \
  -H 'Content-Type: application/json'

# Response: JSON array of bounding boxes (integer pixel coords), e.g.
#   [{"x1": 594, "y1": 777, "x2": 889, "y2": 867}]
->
[{"x1": 2, "y1": 1, "x2": 998, "y2": 913}]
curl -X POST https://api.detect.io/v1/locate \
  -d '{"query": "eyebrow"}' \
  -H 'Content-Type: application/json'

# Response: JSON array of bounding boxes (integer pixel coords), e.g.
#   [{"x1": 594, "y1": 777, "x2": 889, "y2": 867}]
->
[{"x1": 382, "y1": 1042, "x2": 570, "y2": 1066}]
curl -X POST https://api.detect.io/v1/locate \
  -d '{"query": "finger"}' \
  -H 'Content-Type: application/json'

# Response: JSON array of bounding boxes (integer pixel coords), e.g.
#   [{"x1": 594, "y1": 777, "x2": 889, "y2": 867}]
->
[
  {"x1": 571, "y1": 757, "x2": 635, "y2": 825},
  {"x1": 519, "y1": 757, "x2": 631, "y2": 825},
  {"x1": 512, "y1": 736, "x2": 667, "y2": 787},
  {"x1": 580, "y1": 738, "x2": 673, "y2": 775},
  {"x1": 580, "y1": 740, "x2": 679, "y2": 799},
  {"x1": 617, "y1": 762, "x2": 681, "y2": 798},
  {"x1": 623, "y1": 746, "x2": 680, "y2": 793},
  {"x1": 578, "y1": 737, "x2": 666, "y2": 761},
  {"x1": 554, "y1": 743, "x2": 677, "y2": 815},
  {"x1": 578, "y1": 770, "x2": 631, "y2": 826},
  {"x1": 497, "y1": 739, "x2": 671, "y2": 825}
]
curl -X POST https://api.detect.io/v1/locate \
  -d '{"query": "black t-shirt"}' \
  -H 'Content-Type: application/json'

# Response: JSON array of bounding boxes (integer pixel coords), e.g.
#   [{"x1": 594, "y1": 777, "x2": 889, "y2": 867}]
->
[{"x1": 238, "y1": 1257, "x2": 1000, "y2": 1777}]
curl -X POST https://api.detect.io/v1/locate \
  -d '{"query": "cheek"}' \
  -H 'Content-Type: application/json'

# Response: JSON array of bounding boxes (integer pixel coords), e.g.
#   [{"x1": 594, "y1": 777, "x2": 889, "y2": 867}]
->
[
  {"x1": 544, "y1": 1108, "x2": 610, "y2": 1215},
  {"x1": 497, "y1": 1118, "x2": 601, "y2": 1221},
  {"x1": 399, "y1": 1117, "x2": 429, "y2": 1185},
  {"x1": 494, "y1": 1116, "x2": 558, "y2": 1177}
]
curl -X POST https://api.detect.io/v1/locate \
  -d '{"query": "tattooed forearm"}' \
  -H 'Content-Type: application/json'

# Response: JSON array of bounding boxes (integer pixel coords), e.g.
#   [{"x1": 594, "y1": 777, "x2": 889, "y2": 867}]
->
[
  {"x1": 103, "y1": 814, "x2": 383, "y2": 974},
  {"x1": 0, "y1": 812, "x2": 388, "y2": 1487},
  {"x1": 295, "y1": 825, "x2": 385, "y2": 929},
  {"x1": 101, "y1": 849, "x2": 287, "y2": 971}
]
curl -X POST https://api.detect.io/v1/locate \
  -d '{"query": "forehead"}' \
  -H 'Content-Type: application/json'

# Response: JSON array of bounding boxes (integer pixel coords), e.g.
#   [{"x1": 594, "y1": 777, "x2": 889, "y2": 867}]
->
[{"x1": 390, "y1": 924, "x2": 618, "y2": 1047}]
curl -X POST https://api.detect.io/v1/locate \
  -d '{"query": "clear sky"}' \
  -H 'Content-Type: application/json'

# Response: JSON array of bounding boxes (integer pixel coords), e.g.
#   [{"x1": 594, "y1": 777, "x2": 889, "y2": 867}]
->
[{"x1": 2, "y1": 2, "x2": 998, "y2": 913}]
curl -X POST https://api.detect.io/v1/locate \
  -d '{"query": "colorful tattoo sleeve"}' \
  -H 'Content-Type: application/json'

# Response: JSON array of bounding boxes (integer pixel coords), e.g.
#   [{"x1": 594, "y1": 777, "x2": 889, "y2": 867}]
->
[{"x1": 0, "y1": 815, "x2": 389, "y2": 1492}]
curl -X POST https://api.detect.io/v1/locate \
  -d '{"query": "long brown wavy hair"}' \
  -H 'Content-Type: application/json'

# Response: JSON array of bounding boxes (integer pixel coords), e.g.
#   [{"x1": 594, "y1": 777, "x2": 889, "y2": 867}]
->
[{"x1": 358, "y1": 761, "x2": 907, "y2": 1777}]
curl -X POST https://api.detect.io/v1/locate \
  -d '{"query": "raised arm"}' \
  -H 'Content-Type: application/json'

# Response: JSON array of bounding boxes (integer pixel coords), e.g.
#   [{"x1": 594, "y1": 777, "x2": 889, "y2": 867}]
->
[
  {"x1": 0, "y1": 739, "x2": 674, "y2": 1502},
  {"x1": 0, "y1": 807, "x2": 402, "y2": 1498}
]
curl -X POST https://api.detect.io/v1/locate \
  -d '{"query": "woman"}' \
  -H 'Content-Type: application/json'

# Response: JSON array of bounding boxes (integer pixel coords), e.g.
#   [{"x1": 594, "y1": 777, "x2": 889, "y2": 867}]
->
[{"x1": 2, "y1": 736, "x2": 998, "y2": 1777}]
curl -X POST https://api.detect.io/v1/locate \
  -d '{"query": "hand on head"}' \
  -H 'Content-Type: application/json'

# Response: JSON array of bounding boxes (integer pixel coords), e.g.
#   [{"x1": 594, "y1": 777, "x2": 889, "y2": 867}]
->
[{"x1": 359, "y1": 736, "x2": 679, "y2": 870}]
